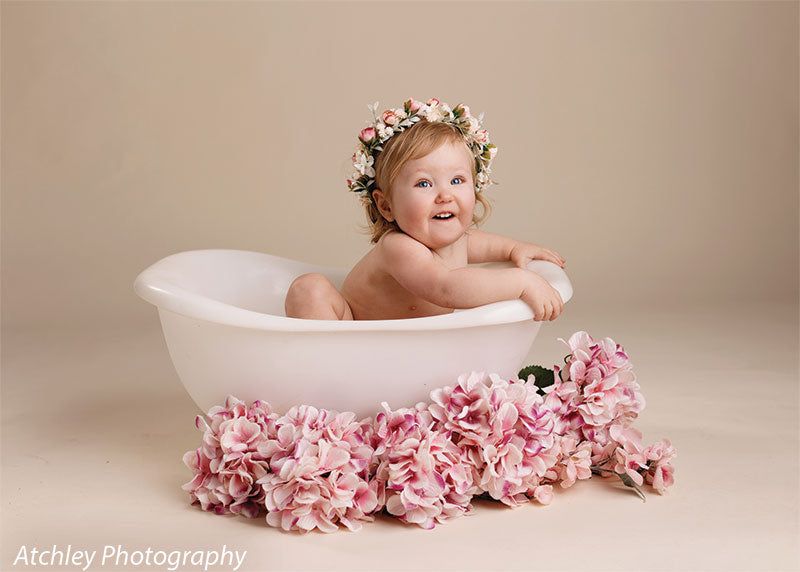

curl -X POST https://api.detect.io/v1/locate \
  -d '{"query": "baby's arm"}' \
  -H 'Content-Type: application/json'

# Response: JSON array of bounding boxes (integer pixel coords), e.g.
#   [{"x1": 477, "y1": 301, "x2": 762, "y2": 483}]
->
[
  {"x1": 380, "y1": 232, "x2": 563, "y2": 321},
  {"x1": 467, "y1": 229, "x2": 566, "y2": 268}
]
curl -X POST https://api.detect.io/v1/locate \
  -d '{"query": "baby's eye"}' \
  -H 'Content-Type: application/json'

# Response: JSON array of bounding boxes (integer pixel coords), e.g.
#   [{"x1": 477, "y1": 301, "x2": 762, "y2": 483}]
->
[
  {"x1": 451, "y1": 177, "x2": 464, "y2": 185},
  {"x1": 416, "y1": 180, "x2": 431, "y2": 188}
]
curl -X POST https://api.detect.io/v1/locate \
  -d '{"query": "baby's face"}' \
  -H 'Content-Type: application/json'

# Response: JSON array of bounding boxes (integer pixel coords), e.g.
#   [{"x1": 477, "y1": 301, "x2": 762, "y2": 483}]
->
[{"x1": 379, "y1": 141, "x2": 476, "y2": 251}]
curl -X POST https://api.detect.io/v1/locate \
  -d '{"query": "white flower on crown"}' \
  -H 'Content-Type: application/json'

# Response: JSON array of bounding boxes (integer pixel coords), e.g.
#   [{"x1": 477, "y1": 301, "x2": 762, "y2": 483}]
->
[
  {"x1": 420, "y1": 104, "x2": 444, "y2": 123},
  {"x1": 377, "y1": 122, "x2": 394, "y2": 140},
  {"x1": 440, "y1": 102, "x2": 454, "y2": 120},
  {"x1": 353, "y1": 150, "x2": 375, "y2": 177}
]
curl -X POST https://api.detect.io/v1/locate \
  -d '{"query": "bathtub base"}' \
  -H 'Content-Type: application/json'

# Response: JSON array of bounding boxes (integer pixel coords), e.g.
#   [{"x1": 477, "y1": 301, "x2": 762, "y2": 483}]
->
[{"x1": 159, "y1": 308, "x2": 541, "y2": 417}]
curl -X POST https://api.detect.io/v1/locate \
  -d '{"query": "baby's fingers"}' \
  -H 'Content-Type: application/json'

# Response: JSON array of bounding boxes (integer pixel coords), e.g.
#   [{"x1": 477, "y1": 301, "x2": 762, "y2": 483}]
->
[
  {"x1": 549, "y1": 292, "x2": 563, "y2": 320},
  {"x1": 545, "y1": 250, "x2": 566, "y2": 267},
  {"x1": 538, "y1": 247, "x2": 565, "y2": 264}
]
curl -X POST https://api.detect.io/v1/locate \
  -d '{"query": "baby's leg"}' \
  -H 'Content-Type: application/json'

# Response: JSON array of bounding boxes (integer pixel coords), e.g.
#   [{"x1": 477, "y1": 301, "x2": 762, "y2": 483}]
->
[{"x1": 285, "y1": 273, "x2": 354, "y2": 320}]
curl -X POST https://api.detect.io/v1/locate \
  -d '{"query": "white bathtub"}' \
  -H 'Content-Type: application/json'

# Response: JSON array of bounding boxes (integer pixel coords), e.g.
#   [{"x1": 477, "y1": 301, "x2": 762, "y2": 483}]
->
[{"x1": 134, "y1": 249, "x2": 573, "y2": 417}]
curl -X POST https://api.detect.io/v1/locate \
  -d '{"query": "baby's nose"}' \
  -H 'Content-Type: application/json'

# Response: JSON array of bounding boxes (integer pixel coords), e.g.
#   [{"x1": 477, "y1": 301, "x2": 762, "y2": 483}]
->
[{"x1": 435, "y1": 189, "x2": 454, "y2": 202}]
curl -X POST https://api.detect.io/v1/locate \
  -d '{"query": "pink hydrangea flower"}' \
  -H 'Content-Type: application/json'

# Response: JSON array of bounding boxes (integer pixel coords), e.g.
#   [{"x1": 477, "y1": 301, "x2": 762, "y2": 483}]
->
[
  {"x1": 643, "y1": 438, "x2": 677, "y2": 494},
  {"x1": 613, "y1": 441, "x2": 647, "y2": 487},
  {"x1": 182, "y1": 331, "x2": 677, "y2": 532},
  {"x1": 429, "y1": 371, "x2": 492, "y2": 445},
  {"x1": 182, "y1": 396, "x2": 277, "y2": 518},
  {"x1": 262, "y1": 470, "x2": 381, "y2": 533},
  {"x1": 547, "y1": 436, "x2": 592, "y2": 489},
  {"x1": 547, "y1": 332, "x2": 645, "y2": 441},
  {"x1": 374, "y1": 403, "x2": 474, "y2": 529},
  {"x1": 533, "y1": 484, "x2": 553, "y2": 505},
  {"x1": 432, "y1": 373, "x2": 558, "y2": 507},
  {"x1": 257, "y1": 405, "x2": 380, "y2": 533}
]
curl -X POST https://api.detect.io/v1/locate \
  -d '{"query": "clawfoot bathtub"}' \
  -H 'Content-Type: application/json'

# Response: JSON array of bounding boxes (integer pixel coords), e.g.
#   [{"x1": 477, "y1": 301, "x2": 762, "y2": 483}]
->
[{"x1": 134, "y1": 250, "x2": 573, "y2": 417}]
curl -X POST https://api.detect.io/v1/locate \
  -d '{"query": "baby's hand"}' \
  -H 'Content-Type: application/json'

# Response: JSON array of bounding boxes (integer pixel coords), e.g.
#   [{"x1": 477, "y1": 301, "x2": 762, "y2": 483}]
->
[
  {"x1": 510, "y1": 241, "x2": 566, "y2": 269},
  {"x1": 520, "y1": 273, "x2": 564, "y2": 321}
]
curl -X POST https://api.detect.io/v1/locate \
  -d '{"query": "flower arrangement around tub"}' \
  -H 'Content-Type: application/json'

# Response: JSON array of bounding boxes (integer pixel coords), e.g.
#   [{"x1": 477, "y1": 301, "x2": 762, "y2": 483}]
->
[{"x1": 182, "y1": 331, "x2": 676, "y2": 533}]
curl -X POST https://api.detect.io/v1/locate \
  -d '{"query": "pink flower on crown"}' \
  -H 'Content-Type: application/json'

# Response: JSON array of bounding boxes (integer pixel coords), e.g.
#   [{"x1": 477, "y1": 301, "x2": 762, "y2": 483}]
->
[
  {"x1": 359, "y1": 126, "x2": 377, "y2": 143},
  {"x1": 474, "y1": 129, "x2": 489, "y2": 145},
  {"x1": 455, "y1": 103, "x2": 471, "y2": 118},
  {"x1": 381, "y1": 110, "x2": 399, "y2": 126},
  {"x1": 407, "y1": 98, "x2": 423, "y2": 112},
  {"x1": 426, "y1": 98, "x2": 440, "y2": 107}
]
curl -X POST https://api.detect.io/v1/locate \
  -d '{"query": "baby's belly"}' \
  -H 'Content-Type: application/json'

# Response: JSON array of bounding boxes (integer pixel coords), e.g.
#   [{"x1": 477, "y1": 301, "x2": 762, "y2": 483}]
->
[{"x1": 342, "y1": 284, "x2": 453, "y2": 321}]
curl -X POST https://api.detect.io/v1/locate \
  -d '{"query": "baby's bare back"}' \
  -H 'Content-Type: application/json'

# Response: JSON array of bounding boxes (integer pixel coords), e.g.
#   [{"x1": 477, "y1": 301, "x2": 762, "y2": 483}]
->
[{"x1": 341, "y1": 238, "x2": 456, "y2": 320}]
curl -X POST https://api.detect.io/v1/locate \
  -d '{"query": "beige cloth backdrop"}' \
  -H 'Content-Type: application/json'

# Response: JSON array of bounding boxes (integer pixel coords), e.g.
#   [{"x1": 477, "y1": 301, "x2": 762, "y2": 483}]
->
[
  {"x1": 2, "y1": 2, "x2": 798, "y2": 571},
  {"x1": 2, "y1": 1, "x2": 797, "y2": 330}
]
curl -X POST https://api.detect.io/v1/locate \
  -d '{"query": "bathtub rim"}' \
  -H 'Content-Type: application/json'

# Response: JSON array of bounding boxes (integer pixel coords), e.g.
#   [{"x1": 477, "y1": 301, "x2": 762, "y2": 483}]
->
[{"x1": 134, "y1": 249, "x2": 573, "y2": 332}]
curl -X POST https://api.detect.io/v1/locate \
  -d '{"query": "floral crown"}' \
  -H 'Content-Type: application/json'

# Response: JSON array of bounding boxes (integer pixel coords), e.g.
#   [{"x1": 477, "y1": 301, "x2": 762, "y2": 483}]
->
[{"x1": 347, "y1": 97, "x2": 497, "y2": 205}]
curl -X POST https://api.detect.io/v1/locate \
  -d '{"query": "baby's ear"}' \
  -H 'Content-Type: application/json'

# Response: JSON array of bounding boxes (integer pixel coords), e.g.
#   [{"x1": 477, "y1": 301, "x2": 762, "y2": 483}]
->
[{"x1": 372, "y1": 189, "x2": 394, "y2": 222}]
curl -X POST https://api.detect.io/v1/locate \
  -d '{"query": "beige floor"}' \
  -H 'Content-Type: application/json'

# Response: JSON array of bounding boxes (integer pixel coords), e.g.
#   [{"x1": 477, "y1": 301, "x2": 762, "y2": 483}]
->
[{"x1": 2, "y1": 298, "x2": 798, "y2": 571}]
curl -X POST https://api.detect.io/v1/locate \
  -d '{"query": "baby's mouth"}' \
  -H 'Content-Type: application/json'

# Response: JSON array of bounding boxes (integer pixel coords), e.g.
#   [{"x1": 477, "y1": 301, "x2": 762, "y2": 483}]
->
[{"x1": 432, "y1": 212, "x2": 455, "y2": 220}]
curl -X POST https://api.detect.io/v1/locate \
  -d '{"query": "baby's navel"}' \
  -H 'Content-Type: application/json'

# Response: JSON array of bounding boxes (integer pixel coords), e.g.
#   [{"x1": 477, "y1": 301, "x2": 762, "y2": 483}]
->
[{"x1": 409, "y1": 305, "x2": 417, "y2": 312}]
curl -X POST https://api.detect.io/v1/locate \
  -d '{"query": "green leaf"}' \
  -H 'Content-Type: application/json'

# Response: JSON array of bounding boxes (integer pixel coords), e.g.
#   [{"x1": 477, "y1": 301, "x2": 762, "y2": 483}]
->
[{"x1": 518, "y1": 365, "x2": 555, "y2": 392}]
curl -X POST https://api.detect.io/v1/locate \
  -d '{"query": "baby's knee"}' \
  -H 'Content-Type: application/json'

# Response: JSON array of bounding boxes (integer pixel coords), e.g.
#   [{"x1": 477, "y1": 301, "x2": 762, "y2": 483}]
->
[
  {"x1": 285, "y1": 273, "x2": 351, "y2": 320},
  {"x1": 286, "y1": 273, "x2": 336, "y2": 306}
]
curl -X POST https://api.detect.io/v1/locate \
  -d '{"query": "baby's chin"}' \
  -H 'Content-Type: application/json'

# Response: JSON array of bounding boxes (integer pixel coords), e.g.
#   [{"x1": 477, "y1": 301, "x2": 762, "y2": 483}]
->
[{"x1": 401, "y1": 227, "x2": 468, "y2": 251}]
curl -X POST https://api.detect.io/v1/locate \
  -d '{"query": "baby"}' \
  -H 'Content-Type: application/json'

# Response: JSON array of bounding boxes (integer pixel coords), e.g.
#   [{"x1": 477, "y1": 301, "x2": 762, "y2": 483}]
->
[{"x1": 285, "y1": 98, "x2": 565, "y2": 322}]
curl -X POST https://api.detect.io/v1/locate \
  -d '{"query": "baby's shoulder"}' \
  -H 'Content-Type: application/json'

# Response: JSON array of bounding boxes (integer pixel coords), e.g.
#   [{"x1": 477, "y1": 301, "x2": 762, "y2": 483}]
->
[{"x1": 377, "y1": 231, "x2": 432, "y2": 260}]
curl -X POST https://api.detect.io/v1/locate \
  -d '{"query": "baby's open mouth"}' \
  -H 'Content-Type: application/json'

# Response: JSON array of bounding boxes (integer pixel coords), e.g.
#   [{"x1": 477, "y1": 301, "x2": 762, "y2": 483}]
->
[{"x1": 433, "y1": 212, "x2": 455, "y2": 220}]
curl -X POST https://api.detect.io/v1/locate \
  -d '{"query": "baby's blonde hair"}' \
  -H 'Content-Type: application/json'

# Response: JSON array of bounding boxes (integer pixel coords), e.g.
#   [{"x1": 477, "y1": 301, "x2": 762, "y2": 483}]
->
[{"x1": 363, "y1": 120, "x2": 491, "y2": 243}]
